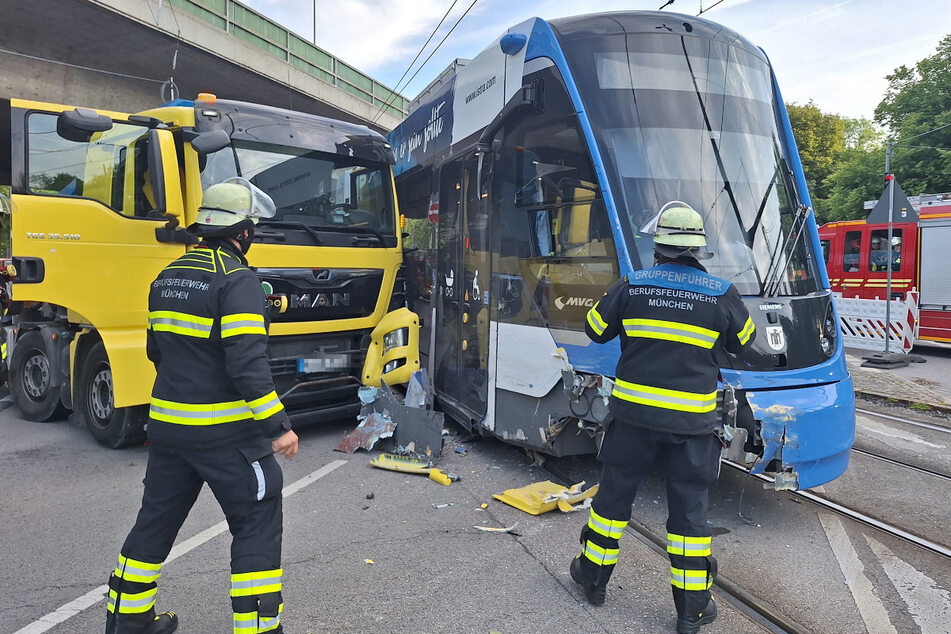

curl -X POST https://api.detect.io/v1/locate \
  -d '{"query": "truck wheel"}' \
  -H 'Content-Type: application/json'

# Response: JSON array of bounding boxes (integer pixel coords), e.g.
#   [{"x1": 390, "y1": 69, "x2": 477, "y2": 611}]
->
[
  {"x1": 78, "y1": 341, "x2": 147, "y2": 449},
  {"x1": 9, "y1": 330, "x2": 70, "y2": 422}
]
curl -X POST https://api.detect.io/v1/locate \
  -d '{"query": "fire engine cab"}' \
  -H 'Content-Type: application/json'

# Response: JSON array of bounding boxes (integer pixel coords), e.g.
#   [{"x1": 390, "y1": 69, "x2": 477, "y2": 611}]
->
[{"x1": 819, "y1": 191, "x2": 951, "y2": 343}]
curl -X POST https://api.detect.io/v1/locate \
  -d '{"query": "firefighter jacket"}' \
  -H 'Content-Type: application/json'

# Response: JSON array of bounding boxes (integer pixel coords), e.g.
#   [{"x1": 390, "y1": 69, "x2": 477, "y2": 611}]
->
[
  {"x1": 145, "y1": 239, "x2": 291, "y2": 448},
  {"x1": 585, "y1": 260, "x2": 755, "y2": 435}
]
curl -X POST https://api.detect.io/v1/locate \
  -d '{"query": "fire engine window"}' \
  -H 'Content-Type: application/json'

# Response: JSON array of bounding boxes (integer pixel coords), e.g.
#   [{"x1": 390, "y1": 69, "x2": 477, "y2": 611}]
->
[
  {"x1": 820, "y1": 240, "x2": 830, "y2": 266},
  {"x1": 869, "y1": 229, "x2": 902, "y2": 272},
  {"x1": 26, "y1": 112, "x2": 151, "y2": 217},
  {"x1": 843, "y1": 231, "x2": 861, "y2": 272}
]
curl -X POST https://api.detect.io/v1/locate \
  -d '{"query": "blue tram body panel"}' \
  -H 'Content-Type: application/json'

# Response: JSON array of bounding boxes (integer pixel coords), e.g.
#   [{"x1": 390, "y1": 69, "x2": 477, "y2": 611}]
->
[{"x1": 390, "y1": 10, "x2": 856, "y2": 488}]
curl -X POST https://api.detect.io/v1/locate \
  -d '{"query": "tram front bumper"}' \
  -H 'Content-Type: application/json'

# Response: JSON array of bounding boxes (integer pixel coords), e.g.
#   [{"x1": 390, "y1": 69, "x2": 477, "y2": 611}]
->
[{"x1": 742, "y1": 376, "x2": 856, "y2": 490}]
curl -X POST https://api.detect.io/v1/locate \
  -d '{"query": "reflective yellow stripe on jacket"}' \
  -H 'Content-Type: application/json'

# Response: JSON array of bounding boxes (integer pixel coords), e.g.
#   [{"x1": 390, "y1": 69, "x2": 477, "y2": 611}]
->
[
  {"x1": 221, "y1": 313, "x2": 267, "y2": 338},
  {"x1": 587, "y1": 303, "x2": 608, "y2": 335},
  {"x1": 612, "y1": 378, "x2": 716, "y2": 413},
  {"x1": 737, "y1": 316, "x2": 755, "y2": 345},
  {"x1": 148, "y1": 310, "x2": 214, "y2": 339},
  {"x1": 150, "y1": 392, "x2": 284, "y2": 426},
  {"x1": 623, "y1": 318, "x2": 719, "y2": 348}
]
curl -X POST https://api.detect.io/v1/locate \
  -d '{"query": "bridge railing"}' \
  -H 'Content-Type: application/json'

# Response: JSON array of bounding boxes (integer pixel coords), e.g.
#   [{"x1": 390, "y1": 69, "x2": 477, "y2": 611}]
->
[{"x1": 167, "y1": 0, "x2": 408, "y2": 119}]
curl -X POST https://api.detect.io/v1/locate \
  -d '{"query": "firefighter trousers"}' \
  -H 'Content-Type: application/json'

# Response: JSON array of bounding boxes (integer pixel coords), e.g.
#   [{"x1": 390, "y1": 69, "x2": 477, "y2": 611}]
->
[
  {"x1": 577, "y1": 423, "x2": 721, "y2": 618},
  {"x1": 108, "y1": 442, "x2": 284, "y2": 634}
]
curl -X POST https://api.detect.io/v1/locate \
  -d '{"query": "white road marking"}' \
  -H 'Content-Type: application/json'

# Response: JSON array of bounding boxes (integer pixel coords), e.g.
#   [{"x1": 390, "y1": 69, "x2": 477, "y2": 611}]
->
[
  {"x1": 14, "y1": 459, "x2": 347, "y2": 634},
  {"x1": 866, "y1": 535, "x2": 951, "y2": 634},
  {"x1": 818, "y1": 513, "x2": 897, "y2": 634},
  {"x1": 857, "y1": 419, "x2": 945, "y2": 450}
]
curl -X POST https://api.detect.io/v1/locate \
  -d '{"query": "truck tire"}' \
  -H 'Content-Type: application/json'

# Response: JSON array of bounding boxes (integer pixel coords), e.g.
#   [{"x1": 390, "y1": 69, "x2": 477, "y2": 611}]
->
[
  {"x1": 77, "y1": 341, "x2": 147, "y2": 449},
  {"x1": 9, "y1": 330, "x2": 70, "y2": 422}
]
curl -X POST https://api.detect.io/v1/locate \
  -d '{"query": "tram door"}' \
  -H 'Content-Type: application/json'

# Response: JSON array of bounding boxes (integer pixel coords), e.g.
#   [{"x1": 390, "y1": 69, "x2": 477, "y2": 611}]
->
[{"x1": 433, "y1": 152, "x2": 490, "y2": 418}]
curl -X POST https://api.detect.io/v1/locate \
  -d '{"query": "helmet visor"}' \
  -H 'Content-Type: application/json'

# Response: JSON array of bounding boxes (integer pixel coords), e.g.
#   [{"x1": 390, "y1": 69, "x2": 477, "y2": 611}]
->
[{"x1": 220, "y1": 177, "x2": 276, "y2": 220}]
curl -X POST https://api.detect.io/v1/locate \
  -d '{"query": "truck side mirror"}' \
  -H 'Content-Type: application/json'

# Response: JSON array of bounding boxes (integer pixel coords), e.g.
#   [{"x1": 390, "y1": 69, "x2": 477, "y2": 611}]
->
[
  {"x1": 57, "y1": 108, "x2": 113, "y2": 143},
  {"x1": 189, "y1": 129, "x2": 231, "y2": 156}
]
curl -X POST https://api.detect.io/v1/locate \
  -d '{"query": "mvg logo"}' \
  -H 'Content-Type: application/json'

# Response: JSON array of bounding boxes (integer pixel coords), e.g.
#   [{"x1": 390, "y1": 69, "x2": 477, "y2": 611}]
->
[{"x1": 554, "y1": 296, "x2": 594, "y2": 310}]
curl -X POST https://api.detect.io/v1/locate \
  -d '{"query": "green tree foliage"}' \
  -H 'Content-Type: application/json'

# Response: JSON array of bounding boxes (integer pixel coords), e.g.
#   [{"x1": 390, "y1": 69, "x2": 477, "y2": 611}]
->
[
  {"x1": 874, "y1": 33, "x2": 951, "y2": 198},
  {"x1": 786, "y1": 101, "x2": 845, "y2": 206}
]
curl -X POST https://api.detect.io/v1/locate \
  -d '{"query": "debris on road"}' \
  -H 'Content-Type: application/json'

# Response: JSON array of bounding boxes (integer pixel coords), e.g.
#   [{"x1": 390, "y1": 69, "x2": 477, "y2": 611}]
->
[
  {"x1": 492, "y1": 480, "x2": 599, "y2": 515},
  {"x1": 474, "y1": 523, "x2": 519, "y2": 534},
  {"x1": 432, "y1": 502, "x2": 454, "y2": 509},
  {"x1": 335, "y1": 411, "x2": 395, "y2": 453},
  {"x1": 369, "y1": 453, "x2": 461, "y2": 486}
]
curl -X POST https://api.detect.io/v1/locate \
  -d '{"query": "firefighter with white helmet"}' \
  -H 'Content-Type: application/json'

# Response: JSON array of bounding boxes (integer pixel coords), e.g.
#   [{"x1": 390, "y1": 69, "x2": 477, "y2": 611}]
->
[
  {"x1": 570, "y1": 201, "x2": 755, "y2": 633},
  {"x1": 107, "y1": 178, "x2": 297, "y2": 634}
]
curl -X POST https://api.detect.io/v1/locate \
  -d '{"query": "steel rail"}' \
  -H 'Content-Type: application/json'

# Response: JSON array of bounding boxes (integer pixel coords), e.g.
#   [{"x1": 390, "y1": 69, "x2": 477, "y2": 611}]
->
[
  {"x1": 545, "y1": 463, "x2": 809, "y2": 634},
  {"x1": 850, "y1": 447, "x2": 951, "y2": 482},
  {"x1": 855, "y1": 407, "x2": 951, "y2": 434},
  {"x1": 622, "y1": 519, "x2": 811, "y2": 634},
  {"x1": 721, "y1": 460, "x2": 951, "y2": 559}
]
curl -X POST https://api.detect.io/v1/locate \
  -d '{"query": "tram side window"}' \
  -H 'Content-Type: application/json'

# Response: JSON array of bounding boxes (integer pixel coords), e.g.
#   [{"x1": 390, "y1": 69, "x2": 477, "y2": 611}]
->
[
  {"x1": 397, "y1": 166, "x2": 437, "y2": 300},
  {"x1": 26, "y1": 112, "x2": 154, "y2": 218},
  {"x1": 843, "y1": 231, "x2": 861, "y2": 272},
  {"x1": 868, "y1": 228, "x2": 902, "y2": 272}
]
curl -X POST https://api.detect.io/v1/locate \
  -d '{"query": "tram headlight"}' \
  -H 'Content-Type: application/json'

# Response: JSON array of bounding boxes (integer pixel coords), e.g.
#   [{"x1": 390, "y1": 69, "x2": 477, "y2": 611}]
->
[{"x1": 820, "y1": 301, "x2": 837, "y2": 357}]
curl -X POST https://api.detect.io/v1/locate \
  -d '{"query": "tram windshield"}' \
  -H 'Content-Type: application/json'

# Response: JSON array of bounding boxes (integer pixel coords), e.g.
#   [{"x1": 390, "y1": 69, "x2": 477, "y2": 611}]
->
[{"x1": 560, "y1": 32, "x2": 819, "y2": 296}]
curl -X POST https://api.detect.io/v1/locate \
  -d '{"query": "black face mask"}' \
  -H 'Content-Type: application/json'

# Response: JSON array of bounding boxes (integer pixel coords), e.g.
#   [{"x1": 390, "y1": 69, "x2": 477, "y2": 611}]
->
[{"x1": 234, "y1": 224, "x2": 255, "y2": 254}]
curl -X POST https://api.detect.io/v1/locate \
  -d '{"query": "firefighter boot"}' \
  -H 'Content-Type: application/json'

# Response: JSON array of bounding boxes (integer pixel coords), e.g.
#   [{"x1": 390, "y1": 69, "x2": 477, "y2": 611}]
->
[
  {"x1": 676, "y1": 598, "x2": 717, "y2": 634},
  {"x1": 105, "y1": 610, "x2": 178, "y2": 634},
  {"x1": 569, "y1": 525, "x2": 616, "y2": 606},
  {"x1": 106, "y1": 573, "x2": 179, "y2": 634}
]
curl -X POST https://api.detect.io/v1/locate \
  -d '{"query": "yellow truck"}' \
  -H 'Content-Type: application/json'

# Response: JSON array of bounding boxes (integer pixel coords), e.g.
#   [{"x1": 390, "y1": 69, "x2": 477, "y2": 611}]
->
[{"x1": 0, "y1": 94, "x2": 419, "y2": 447}]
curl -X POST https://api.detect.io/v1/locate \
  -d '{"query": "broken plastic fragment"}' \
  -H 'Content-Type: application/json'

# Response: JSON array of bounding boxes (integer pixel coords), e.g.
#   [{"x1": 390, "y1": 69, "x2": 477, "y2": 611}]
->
[
  {"x1": 492, "y1": 480, "x2": 599, "y2": 515},
  {"x1": 432, "y1": 502, "x2": 454, "y2": 509},
  {"x1": 364, "y1": 559, "x2": 374, "y2": 565},
  {"x1": 335, "y1": 412, "x2": 395, "y2": 453},
  {"x1": 474, "y1": 523, "x2": 518, "y2": 534}
]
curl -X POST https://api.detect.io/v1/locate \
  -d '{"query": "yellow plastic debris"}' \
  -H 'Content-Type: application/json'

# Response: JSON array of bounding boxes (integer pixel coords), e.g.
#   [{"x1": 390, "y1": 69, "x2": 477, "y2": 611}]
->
[
  {"x1": 364, "y1": 559, "x2": 374, "y2": 565},
  {"x1": 492, "y1": 480, "x2": 598, "y2": 516},
  {"x1": 369, "y1": 453, "x2": 456, "y2": 486}
]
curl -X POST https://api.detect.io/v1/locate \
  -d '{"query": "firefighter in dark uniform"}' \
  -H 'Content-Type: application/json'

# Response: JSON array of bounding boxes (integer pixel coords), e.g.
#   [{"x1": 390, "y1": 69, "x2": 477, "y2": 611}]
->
[
  {"x1": 569, "y1": 201, "x2": 755, "y2": 634},
  {"x1": 106, "y1": 177, "x2": 299, "y2": 634}
]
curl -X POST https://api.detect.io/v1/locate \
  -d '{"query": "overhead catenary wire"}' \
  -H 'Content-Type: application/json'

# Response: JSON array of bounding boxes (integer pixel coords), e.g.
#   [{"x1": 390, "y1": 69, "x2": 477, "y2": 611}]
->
[
  {"x1": 370, "y1": 0, "x2": 460, "y2": 124},
  {"x1": 371, "y1": 0, "x2": 481, "y2": 124}
]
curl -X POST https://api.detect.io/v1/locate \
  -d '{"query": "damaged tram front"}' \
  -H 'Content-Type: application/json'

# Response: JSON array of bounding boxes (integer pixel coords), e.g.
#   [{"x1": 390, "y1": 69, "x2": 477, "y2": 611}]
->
[{"x1": 389, "y1": 11, "x2": 855, "y2": 489}]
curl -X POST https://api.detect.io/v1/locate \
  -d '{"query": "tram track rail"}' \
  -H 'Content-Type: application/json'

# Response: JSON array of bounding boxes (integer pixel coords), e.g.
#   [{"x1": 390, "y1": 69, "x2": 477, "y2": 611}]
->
[
  {"x1": 720, "y1": 460, "x2": 951, "y2": 560},
  {"x1": 855, "y1": 406, "x2": 951, "y2": 435},
  {"x1": 545, "y1": 462, "x2": 810, "y2": 634}
]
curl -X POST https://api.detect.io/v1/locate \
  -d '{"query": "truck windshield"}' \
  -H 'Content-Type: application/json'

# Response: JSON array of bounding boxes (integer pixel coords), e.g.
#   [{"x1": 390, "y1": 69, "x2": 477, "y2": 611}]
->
[
  {"x1": 201, "y1": 141, "x2": 396, "y2": 245},
  {"x1": 560, "y1": 31, "x2": 820, "y2": 296}
]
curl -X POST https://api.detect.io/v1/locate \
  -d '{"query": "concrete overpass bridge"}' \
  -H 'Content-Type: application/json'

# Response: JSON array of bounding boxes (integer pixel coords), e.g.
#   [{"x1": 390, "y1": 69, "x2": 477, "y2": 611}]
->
[{"x1": 0, "y1": 0, "x2": 406, "y2": 133}]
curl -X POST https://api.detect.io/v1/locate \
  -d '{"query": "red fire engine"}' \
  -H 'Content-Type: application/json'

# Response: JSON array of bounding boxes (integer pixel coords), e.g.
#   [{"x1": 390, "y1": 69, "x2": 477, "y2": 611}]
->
[{"x1": 819, "y1": 192, "x2": 951, "y2": 343}]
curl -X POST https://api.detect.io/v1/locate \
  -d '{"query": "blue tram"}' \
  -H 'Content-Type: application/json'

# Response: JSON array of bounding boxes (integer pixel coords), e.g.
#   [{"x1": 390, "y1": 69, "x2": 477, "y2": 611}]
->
[{"x1": 389, "y1": 11, "x2": 855, "y2": 489}]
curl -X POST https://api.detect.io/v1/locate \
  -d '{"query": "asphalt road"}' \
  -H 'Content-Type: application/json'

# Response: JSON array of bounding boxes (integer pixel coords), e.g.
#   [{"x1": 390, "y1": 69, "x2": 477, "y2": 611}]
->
[{"x1": 2, "y1": 399, "x2": 949, "y2": 633}]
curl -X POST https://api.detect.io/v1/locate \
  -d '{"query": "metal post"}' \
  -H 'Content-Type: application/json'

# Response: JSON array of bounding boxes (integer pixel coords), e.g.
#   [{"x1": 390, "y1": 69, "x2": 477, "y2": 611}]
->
[
  {"x1": 884, "y1": 142, "x2": 894, "y2": 354},
  {"x1": 313, "y1": 1, "x2": 317, "y2": 44}
]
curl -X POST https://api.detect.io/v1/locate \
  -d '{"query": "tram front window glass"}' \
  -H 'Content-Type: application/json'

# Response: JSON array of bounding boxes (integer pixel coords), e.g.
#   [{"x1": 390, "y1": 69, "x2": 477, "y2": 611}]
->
[
  {"x1": 559, "y1": 30, "x2": 820, "y2": 295},
  {"x1": 201, "y1": 140, "x2": 396, "y2": 246}
]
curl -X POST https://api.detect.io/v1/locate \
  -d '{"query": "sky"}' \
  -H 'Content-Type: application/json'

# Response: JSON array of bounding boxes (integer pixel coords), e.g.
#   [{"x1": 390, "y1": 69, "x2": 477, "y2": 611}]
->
[{"x1": 240, "y1": 0, "x2": 950, "y2": 121}]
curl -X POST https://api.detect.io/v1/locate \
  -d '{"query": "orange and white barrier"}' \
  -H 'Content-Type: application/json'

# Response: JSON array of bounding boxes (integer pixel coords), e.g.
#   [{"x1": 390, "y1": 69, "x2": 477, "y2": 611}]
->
[{"x1": 834, "y1": 290, "x2": 919, "y2": 353}]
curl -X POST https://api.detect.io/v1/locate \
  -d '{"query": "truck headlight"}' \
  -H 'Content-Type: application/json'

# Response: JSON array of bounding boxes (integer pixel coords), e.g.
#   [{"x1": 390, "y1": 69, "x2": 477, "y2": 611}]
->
[{"x1": 383, "y1": 328, "x2": 408, "y2": 354}]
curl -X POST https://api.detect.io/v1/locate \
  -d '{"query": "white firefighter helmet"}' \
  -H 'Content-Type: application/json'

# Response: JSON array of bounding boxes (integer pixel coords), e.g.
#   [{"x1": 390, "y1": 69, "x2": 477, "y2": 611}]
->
[
  {"x1": 189, "y1": 177, "x2": 276, "y2": 237},
  {"x1": 652, "y1": 201, "x2": 713, "y2": 260}
]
